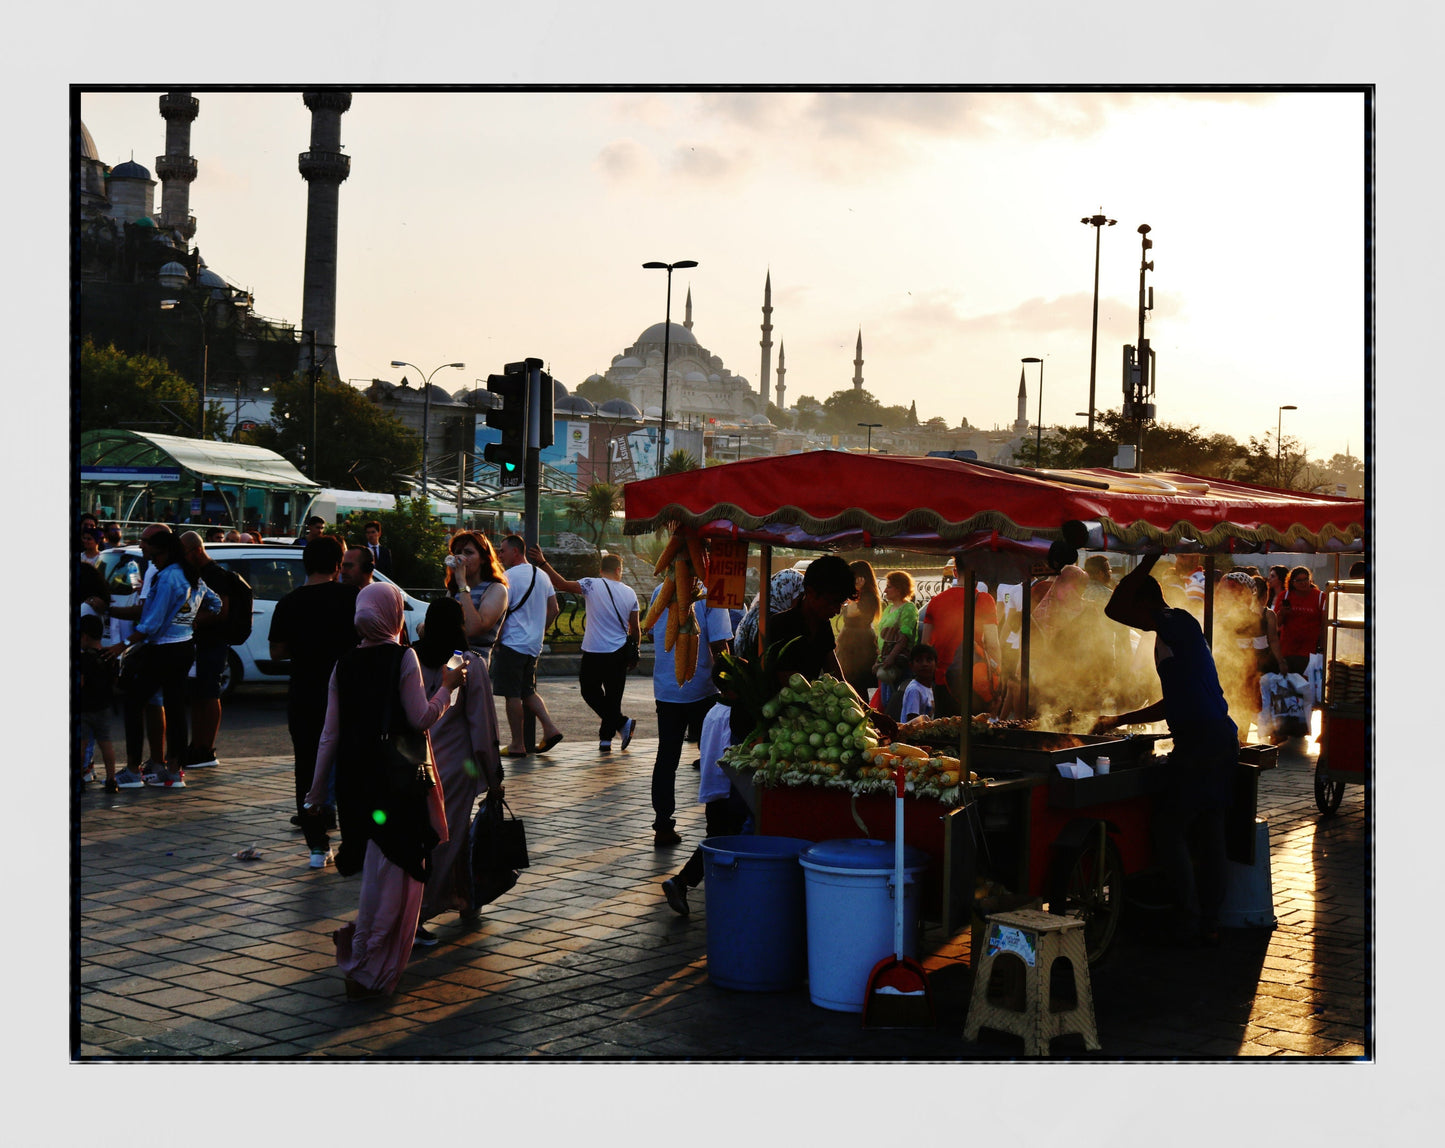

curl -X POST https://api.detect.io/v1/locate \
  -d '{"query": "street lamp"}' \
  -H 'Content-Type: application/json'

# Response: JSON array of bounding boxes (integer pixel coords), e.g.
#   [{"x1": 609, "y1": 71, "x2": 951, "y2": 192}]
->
[
  {"x1": 1081, "y1": 211, "x2": 1116, "y2": 433},
  {"x1": 642, "y1": 260, "x2": 697, "y2": 468},
  {"x1": 857, "y1": 421, "x2": 882, "y2": 454},
  {"x1": 390, "y1": 359, "x2": 465, "y2": 499},
  {"x1": 1022, "y1": 357, "x2": 1044, "y2": 466},
  {"x1": 160, "y1": 298, "x2": 208, "y2": 438},
  {"x1": 1277, "y1": 404, "x2": 1298, "y2": 487}
]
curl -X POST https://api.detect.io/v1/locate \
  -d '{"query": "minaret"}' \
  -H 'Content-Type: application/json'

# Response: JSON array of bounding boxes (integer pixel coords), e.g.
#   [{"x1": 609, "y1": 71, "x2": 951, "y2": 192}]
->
[
  {"x1": 774, "y1": 342, "x2": 787, "y2": 410},
  {"x1": 683, "y1": 286, "x2": 693, "y2": 332},
  {"x1": 298, "y1": 90, "x2": 352, "y2": 378},
  {"x1": 1015, "y1": 366, "x2": 1029, "y2": 432},
  {"x1": 759, "y1": 271, "x2": 774, "y2": 405},
  {"x1": 155, "y1": 91, "x2": 198, "y2": 242},
  {"x1": 852, "y1": 328, "x2": 864, "y2": 391}
]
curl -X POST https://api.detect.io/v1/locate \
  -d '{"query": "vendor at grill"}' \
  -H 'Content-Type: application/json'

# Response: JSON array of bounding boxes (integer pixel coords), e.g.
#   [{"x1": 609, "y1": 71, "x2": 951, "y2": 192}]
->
[{"x1": 1092, "y1": 553, "x2": 1239, "y2": 948}]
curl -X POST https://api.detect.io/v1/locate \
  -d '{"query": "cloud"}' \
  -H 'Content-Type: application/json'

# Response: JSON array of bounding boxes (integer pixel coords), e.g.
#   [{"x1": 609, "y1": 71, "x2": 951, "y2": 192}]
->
[
  {"x1": 593, "y1": 138, "x2": 652, "y2": 182},
  {"x1": 669, "y1": 143, "x2": 735, "y2": 181},
  {"x1": 954, "y1": 291, "x2": 1104, "y2": 335}
]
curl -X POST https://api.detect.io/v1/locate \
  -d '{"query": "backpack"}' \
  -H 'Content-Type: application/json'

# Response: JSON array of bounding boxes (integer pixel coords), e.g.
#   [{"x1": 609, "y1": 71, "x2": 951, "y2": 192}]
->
[{"x1": 223, "y1": 568, "x2": 255, "y2": 645}]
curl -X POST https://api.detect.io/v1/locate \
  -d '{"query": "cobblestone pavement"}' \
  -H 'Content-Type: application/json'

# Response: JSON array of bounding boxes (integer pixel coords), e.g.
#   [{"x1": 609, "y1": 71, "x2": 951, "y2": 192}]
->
[{"x1": 74, "y1": 703, "x2": 1369, "y2": 1063}]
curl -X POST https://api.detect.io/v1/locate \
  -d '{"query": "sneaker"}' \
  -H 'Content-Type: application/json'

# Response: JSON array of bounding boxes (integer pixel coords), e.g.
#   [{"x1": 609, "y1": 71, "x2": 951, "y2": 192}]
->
[
  {"x1": 186, "y1": 747, "x2": 220, "y2": 769},
  {"x1": 654, "y1": 827, "x2": 682, "y2": 848},
  {"x1": 143, "y1": 766, "x2": 186, "y2": 789},
  {"x1": 102, "y1": 778, "x2": 120, "y2": 794},
  {"x1": 661, "y1": 877, "x2": 690, "y2": 917},
  {"x1": 114, "y1": 768, "x2": 146, "y2": 790},
  {"x1": 620, "y1": 717, "x2": 637, "y2": 751},
  {"x1": 309, "y1": 849, "x2": 333, "y2": 869},
  {"x1": 599, "y1": 741, "x2": 612, "y2": 753},
  {"x1": 413, "y1": 926, "x2": 439, "y2": 947}
]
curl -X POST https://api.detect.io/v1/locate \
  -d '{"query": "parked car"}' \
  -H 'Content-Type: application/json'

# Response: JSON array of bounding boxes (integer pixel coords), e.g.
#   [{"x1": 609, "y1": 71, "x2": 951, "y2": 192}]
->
[{"x1": 95, "y1": 542, "x2": 429, "y2": 696}]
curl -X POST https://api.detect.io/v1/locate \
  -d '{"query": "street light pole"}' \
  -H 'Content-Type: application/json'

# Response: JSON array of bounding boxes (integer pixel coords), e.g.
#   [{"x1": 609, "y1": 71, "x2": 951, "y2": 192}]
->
[
  {"x1": 161, "y1": 298, "x2": 208, "y2": 439},
  {"x1": 1277, "y1": 404, "x2": 1298, "y2": 487},
  {"x1": 642, "y1": 259, "x2": 697, "y2": 472},
  {"x1": 1022, "y1": 357, "x2": 1044, "y2": 466},
  {"x1": 1081, "y1": 212, "x2": 1116, "y2": 434},
  {"x1": 391, "y1": 358, "x2": 465, "y2": 500},
  {"x1": 857, "y1": 421, "x2": 882, "y2": 454}
]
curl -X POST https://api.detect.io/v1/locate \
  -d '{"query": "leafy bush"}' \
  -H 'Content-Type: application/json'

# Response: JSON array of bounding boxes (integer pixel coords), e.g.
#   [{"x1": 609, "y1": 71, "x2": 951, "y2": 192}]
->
[{"x1": 338, "y1": 496, "x2": 449, "y2": 590}]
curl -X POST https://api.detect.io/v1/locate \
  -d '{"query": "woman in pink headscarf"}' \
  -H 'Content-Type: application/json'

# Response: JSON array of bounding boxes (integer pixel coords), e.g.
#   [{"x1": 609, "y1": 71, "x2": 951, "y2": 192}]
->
[{"x1": 306, "y1": 583, "x2": 465, "y2": 1001}]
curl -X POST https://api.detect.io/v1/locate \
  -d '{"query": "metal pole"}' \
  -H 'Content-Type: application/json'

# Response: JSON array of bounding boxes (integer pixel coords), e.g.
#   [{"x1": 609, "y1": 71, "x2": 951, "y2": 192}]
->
[
  {"x1": 660, "y1": 270, "x2": 673, "y2": 469},
  {"x1": 309, "y1": 329, "x2": 318, "y2": 481},
  {"x1": 524, "y1": 358, "x2": 542, "y2": 550},
  {"x1": 1036, "y1": 359, "x2": 1043, "y2": 467},
  {"x1": 1089, "y1": 221, "x2": 1101, "y2": 433},
  {"x1": 422, "y1": 368, "x2": 433, "y2": 499}
]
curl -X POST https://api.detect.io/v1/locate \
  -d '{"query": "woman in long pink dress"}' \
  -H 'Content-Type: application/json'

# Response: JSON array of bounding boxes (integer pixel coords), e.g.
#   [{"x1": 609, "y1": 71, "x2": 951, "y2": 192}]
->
[
  {"x1": 305, "y1": 583, "x2": 463, "y2": 1001},
  {"x1": 413, "y1": 596, "x2": 504, "y2": 943}
]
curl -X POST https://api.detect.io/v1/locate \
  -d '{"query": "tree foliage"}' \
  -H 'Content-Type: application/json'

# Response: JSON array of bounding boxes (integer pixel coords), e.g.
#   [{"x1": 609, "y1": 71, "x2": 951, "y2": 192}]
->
[
  {"x1": 337, "y1": 496, "x2": 449, "y2": 590},
  {"x1": 243, "y1": 375, "x2": 421, "y2": 493},
  {"x1": 661, "y1": 448, "x2": 700, "y2": 475},
  {"x1": 574, "y1": 376, "x2": 630, "y2": 406},
  {"x1": 80, "y1": 338, "x2": 203, "y2": 437},
  {"x1": 567, "y1": 482, "x2": 623, "y2": 548}
]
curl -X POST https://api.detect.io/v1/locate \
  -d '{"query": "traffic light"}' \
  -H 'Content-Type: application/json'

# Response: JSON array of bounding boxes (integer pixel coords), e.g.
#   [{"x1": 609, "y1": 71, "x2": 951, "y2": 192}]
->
[
  {"x1": 485, "y1": 361, "x2": 528, "y2": 486},
  {"x1": 537, "y1": 369, "x2": 555, "y2": 450}
]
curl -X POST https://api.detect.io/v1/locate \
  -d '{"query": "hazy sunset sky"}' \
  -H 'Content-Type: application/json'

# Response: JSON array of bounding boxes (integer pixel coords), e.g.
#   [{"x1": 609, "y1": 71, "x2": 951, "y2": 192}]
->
[{"x1": 79, "y1": 87, "x2": 1365, "y2": 460}]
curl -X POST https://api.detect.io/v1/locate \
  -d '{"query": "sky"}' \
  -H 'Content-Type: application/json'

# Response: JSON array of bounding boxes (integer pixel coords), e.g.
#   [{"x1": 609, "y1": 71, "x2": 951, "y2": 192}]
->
[{"x1": 78, "y1": 87, "x2": 1366, "y2": 460}]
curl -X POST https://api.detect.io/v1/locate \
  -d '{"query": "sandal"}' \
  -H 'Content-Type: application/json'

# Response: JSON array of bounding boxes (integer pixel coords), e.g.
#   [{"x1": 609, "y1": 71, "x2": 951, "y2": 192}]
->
[
  {"x1": 499, "y1": 747, "x2": 529, "y2": 758},
  {"x1": 538, "y1": 733, "x2": 564, "y2": 754}
]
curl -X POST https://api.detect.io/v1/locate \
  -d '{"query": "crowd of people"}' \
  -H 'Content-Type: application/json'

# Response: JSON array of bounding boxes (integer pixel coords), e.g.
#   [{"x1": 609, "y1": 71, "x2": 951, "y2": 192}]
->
[{"x1": 76, "y1": 510, "x2": 1361, "y2": 997}]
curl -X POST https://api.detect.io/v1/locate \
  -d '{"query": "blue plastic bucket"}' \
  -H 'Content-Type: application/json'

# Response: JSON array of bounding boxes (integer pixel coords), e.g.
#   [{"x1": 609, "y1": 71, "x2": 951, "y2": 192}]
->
[
  {"x1": 799, "y1": 838, "x2": 931, "y2": 1012},
  {"x1": 699, "y1": 835, "x2": 813, "y2": 991}
]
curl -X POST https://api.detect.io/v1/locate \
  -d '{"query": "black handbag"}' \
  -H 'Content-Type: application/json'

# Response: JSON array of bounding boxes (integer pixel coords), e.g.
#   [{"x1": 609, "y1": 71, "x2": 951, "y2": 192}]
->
[
  {"x1": 469, "y1": 790, "x2": 529, "y2": 908},
  {"x1": 601, "y1": 579, "x2": 640, "y2": 665},
  {"x1": 376, "y1": 646, "x2": 438, "y2": 798}
]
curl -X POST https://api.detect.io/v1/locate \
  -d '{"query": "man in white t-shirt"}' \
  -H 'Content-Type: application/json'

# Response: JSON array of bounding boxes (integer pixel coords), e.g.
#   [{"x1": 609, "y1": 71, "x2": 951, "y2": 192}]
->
[
  {"x1": 495, "y1": 535, "x2": 563, "y2": 756},
  {"x1": 529, "y1": 545, "x2": 641, "y2": 753}
]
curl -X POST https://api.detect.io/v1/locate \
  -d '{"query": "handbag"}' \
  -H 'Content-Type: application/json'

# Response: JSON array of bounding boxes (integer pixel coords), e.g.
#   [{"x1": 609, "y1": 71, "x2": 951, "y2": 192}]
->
[
  {"x1": 376, "y1": 646, "x2": 441, "y2": 811},
  {"x1": 469, "y1": 790, "x2": 529, "y2": 909}
]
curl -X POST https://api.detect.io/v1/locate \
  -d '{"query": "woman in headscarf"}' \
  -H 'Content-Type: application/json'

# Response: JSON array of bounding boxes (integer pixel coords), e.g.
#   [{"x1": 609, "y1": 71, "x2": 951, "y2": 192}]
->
[
  {"x1": 834, "y1": 560, "x2": 882, "y2": 698},
  {"x1": 413, "y1": 597, "x2": 504, "y2": 944},
  {"x1": 305, "y1": 582, "x2": 464, "y2": 1000},
  {"x1": 444, "y1": 531, "x2": 509, "y2": 660},
  {"x1": 732, "y1": 567, "x2": 805, "y2": 659}
]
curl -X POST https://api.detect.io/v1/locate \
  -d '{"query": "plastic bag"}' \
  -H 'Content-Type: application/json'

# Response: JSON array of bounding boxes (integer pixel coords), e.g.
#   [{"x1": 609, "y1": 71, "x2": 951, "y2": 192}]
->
[
  {"x1": 1261, "y1": 672, "x2": 1309, "y2": 738},
  {"x1": 1306, "y1": 652, "x2": 1324, "y2": 709}
]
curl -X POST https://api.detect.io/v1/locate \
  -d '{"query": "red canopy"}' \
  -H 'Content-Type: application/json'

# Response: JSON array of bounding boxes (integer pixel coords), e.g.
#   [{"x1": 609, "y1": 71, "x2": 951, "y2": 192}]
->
[{"x1": 621, "y1": 454, "x2": 1364, "y2": 555}]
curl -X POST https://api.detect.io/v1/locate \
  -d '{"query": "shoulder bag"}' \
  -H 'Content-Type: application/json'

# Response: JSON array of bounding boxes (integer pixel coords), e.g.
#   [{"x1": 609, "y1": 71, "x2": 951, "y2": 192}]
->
[
  {"x1": 469, "y1": 789, "x2": 529, "y2": 908},
  {"x1": 376, "y1": 645, "x2": 446, "y2": 841},
  {"x1": 600, "y1": 579, "x2": 640, "y2": 665}
]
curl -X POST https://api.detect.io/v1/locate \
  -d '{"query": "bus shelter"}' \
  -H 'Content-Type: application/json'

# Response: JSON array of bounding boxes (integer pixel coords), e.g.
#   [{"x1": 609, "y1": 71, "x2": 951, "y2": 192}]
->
[{"x1": 79, "y1": 429, "x2": 320, "y2": 533}]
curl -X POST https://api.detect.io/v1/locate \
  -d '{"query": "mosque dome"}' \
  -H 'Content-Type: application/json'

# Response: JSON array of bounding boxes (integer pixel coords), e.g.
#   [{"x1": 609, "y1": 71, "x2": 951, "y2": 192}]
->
[
  {"x1": 643, "y1": 406, "x2": 662, "y2": 419},
  {"x1": 585, "y1": 373, "x2": 606, "y2": 384},
  {"x1": 684, "y1": 370, "x2": 708, "y2": 383},
  {"x1": 197, "y1": 267, "x2": 227, "y2": 290},
  {"x1": 80, "y1": 122, "x2": 100, "y2": 162},
  {"x1": 614, "y1": 356, "x2": 642, "y2": 370},
  {"x1": 556, "y1": 394, "x2": 596, "y2": 416},
  {"x1": 598, "y1": 398, "x2": 643, "y2": 419},
  {"x1": 157, "y1": 261, "x2": 190, "y2": 287},
  {"x1": 111, "y1": 159, "x2": 152, "y2": 180},
  {"x1": 552, "y1": 376, "x2": 569, "y2": 401},
  {"x1": 637, "y1": 321, "x2": 696, "y2": 346},
  {"x1": 134, "y1": 216, "x2": 157, "y2": 229},
  {"x1": 749, "y1": 414, "x2": 772, "y2": 426},
  {"x1": 708, "y1": 374, "x2": 722, "y2": 384},
  {"x1": 636, "y1": 366, "x2": 660, "y2": 382}
]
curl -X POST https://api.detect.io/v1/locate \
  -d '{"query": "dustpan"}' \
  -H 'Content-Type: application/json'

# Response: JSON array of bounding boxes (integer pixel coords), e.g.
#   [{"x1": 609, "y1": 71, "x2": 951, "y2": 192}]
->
[{"x1": 862, "y1": 760, "x2": 935, "y2": 1028}]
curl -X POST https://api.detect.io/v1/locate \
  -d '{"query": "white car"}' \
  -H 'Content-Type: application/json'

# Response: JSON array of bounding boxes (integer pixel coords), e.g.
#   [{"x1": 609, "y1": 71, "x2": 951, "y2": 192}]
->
[{"x1": 96, "y1": 542, "x2": 430, "y2": 696}]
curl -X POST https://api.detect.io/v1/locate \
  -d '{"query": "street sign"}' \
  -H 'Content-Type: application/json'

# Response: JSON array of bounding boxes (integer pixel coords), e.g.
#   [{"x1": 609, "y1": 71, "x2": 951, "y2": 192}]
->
[
  {"x1": 706, "y1": 539, "x2": 749, "y2": 609},
  {"x1": 81, "y1": 466, "x2": 182, "y2": 483}
]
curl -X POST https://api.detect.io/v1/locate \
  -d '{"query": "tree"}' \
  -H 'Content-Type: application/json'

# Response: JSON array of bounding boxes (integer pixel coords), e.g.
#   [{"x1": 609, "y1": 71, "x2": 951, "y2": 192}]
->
[
  {"x1": 575, "y1": 376, "x2": 630, "y2": 406},
  {"x1": 243, "y1": 375, "x2": 421, "y2": 493},
  {"x1": 338, "y1": 496, "x2": 449, "y2": 589},
  {"x1": 568, "y1": 482, "x2": 623, "y2": 549},
  {"x1": 765, "y1": 401, "x2": 792, "y2": 428},
  {"x1": 80, "y1": 338, "x2": 202, "y2": 437},
  {"x1": 661, "y1": 448, "x2": 700, "y2": 475},
  {"x1": 923, "y1": 416, "x2": 949, "y2": 432}
]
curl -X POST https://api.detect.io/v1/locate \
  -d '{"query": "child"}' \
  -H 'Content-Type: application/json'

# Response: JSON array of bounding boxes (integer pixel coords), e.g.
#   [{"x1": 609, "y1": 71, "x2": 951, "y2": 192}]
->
[
  {"x1": 78, "y1": 614, "x2": 121, "y2": 792},
  {"x1": 894, "y1": 644, "x2": 938, "y2": 723}
]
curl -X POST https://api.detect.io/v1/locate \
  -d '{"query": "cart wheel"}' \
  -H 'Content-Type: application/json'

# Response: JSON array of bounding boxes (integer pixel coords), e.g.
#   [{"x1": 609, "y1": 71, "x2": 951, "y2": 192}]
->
[
  {"x1": 1047, "y1": 837, "x2": 1125, "y2": 966},
  {"x1": 1315, "y1": 768, "x2": 1346, "y2": 816}
]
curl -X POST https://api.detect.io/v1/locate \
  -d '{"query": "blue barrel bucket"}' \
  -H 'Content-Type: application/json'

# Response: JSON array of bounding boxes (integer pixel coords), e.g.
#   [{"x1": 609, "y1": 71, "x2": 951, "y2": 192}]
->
[
  {"x1": 799, "y1": 838, "x2": 931, "y2": 1012},
  {"x1": 699, "y1": 835, "x2": 813, "y2": 991}
]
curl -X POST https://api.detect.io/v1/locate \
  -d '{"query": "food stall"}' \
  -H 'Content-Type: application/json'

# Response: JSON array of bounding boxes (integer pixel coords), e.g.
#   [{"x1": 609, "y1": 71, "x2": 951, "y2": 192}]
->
[{"x1": 623, "y1": 454, "x2": 1366, "y2": 962}]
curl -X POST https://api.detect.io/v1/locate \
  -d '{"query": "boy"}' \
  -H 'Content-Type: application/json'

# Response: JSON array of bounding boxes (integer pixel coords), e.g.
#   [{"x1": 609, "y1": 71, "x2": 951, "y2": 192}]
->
[
  {"x1": 895, "y1": 643, "x2": 938, "y2": 723},
  {"x1": 78, "y1": 615, "x2": 121, "y2": 792}
]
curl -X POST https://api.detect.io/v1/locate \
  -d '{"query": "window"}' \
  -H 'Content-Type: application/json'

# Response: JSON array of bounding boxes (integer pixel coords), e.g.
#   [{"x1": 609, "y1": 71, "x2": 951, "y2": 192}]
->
[{"x1": 219, "y1": 557, "x2": 303, "y2": 601}]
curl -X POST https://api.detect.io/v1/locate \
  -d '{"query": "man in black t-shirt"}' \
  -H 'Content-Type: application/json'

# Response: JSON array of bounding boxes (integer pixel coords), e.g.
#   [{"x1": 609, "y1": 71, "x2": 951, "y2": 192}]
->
[{"x1": 268, "y1": 536, "x2": 359, "y2": 867}]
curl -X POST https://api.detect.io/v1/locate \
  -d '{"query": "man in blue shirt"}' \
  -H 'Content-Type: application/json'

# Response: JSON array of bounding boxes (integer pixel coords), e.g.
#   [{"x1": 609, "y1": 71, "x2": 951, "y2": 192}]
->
[
  {"x1": 1095, "y1": 553, "x2": 1239, "y2": 947},
  {"x1": 647, "y1": 581, "x2": 733, "y2": 848}
]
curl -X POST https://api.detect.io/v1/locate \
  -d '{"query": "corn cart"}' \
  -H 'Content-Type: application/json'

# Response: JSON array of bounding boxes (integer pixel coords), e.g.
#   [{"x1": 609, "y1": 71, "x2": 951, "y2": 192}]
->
[
  {"x1": 1316, "y1": 577, "x2": 1367, "y2": 814},
  {"x1": 623, "y1": 454, "x2": 1365, "y2": 963}
]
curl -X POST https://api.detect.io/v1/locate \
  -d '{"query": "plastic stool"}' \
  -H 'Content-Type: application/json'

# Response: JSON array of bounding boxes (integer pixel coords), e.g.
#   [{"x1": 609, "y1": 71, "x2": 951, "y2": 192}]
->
[{"x1": 963, "y1": 909, "x2": 1100, "y2": 1056}]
